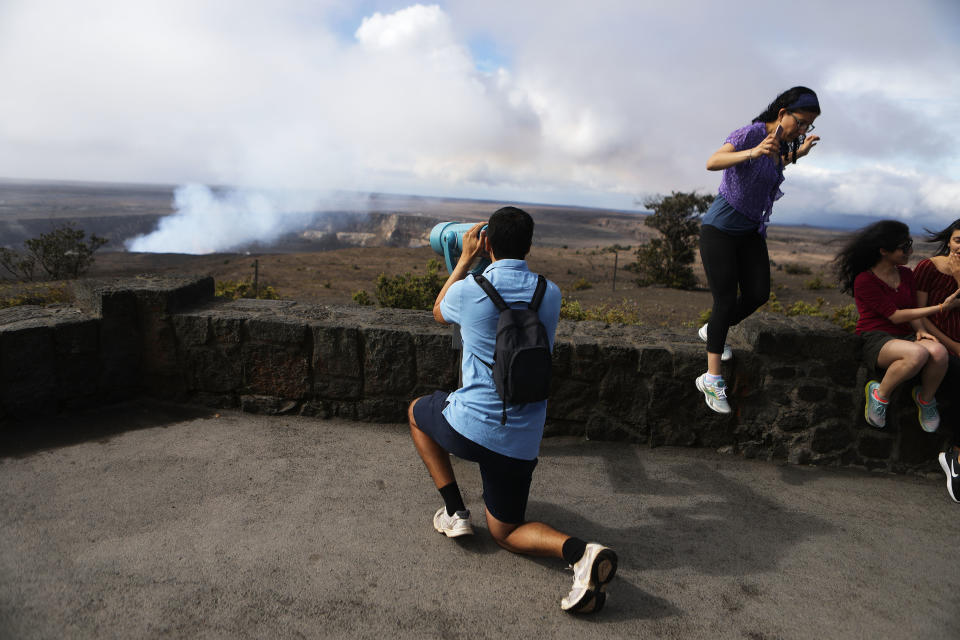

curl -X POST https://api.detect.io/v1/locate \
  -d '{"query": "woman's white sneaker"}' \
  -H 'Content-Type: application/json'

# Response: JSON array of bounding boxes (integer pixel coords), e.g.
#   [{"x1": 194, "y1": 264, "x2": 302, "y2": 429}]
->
[
  {"x1": 698, "y1": 323, "x2": 733, "y2": 361},
  {"x1": 696, "y1": 373, "x2": 732, "y2": 414}
]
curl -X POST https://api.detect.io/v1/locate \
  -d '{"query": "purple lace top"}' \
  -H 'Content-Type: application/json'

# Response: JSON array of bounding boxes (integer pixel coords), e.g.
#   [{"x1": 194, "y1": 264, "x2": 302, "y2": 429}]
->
[{"x1": 717, "y1": 122, "x2": 784, "y2": 237}]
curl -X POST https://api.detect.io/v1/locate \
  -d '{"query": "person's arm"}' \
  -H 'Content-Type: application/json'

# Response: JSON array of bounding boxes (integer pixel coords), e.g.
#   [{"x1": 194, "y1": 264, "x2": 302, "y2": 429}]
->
[
  {"x1": 432, "y1": 222, "x2": 487, "y2": 325},
  {"x1": 706, "y1": 134, "x2": 780, "y2": 171},
  {"x1": 887, "y1": 287, "x2": 960, "y2": 325},
  {"x1": 918, "y1": 290, "x2": 960, "y2": 355}
]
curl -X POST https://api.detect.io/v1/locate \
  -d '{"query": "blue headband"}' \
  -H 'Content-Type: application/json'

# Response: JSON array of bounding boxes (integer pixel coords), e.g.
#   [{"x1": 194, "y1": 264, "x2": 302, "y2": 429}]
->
[{"x1": 786, "y1": 93, "x2": 820, "y2": 112}]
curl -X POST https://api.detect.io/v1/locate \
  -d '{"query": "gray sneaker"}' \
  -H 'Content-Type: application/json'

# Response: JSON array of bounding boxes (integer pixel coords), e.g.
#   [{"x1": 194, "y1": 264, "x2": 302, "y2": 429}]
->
[
  {"x1": 561, "y1": 543, "x2": 618, "y2": 614},
  {"x1": 699, "y1": 323, "x2": 733, "y2": 361},
  {"x1": 433, "y1": 507, "x2": 474, "y2": 538},
  {"x1": 912, "y1": 386, "x2": 940, "y2": 433},
  {"x1": 696, "y1": 373, "x2": 732, "y2": 414},
  {"x1": 864, "y1": 380, "x2": 887, "y2": 428}
]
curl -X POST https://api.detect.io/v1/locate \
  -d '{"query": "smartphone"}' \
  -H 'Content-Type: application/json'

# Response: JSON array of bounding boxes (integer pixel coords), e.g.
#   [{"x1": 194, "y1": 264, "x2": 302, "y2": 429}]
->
[{"x1": 773, "y1": 124, "x2": 783, "y2": 139}]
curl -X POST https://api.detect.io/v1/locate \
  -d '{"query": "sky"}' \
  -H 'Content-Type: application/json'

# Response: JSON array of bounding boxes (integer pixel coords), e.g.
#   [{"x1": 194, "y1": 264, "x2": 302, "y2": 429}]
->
[{"x1": 1, "y1": 0, "x2": 959, "y2": 246}]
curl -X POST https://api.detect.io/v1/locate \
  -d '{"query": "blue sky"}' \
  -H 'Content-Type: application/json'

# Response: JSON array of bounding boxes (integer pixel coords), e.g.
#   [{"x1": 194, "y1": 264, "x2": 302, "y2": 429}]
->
[{"x1": 1, "y1": 0, "x2": 958, "y2": 235}]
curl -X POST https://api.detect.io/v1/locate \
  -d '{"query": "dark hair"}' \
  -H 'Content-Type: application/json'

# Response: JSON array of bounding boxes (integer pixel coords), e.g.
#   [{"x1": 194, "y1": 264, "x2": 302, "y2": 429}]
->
[
  {"x1": 486, "y1": 206, "x2": 533, "y2": 260},
  {"x1": 753, "y1": 86, "x2": 821, "y2": 166},
  {"x1": 832, "y1": 220, "x2": 911, "y2": 295},
  {"x1": 924, "y1": 218, "x2": 960, "y2": 257}
]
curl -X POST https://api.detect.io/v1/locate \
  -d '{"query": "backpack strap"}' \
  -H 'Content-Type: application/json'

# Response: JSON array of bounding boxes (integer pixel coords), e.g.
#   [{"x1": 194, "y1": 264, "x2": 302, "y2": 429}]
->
[
  {"x1": 474, "y1": 273, "x2": 547, "y2": 312},
  {"x1": 529, "y1": 275, "x2": 547, "y2": 311},
  {"x1": 472, "y1": 274, "x2": 509, "y2": 311}
]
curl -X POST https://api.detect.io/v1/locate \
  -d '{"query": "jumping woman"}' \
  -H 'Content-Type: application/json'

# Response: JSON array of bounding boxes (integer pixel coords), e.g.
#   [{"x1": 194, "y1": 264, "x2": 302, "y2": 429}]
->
[
  {"x1": 833, "y1": 220, "x2": 960, "y2": 434},
  {"x1": 697, "y1": 86, "x2": 821, "y2": 413}
]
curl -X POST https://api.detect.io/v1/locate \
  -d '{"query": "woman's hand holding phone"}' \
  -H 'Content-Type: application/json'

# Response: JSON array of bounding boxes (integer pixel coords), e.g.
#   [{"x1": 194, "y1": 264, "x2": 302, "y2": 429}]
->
[{"x1": 752, "y1": 127, "x2": 781, "y2": 162}]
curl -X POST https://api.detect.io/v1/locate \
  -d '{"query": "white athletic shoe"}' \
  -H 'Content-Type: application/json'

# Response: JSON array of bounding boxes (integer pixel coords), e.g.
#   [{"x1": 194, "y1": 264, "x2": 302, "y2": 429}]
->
[
  {"x1": 561, "y1": 543, "x2": 618, "y2": 614},
  {"x1": 696, "y1": 373, "x2": 732, "y2": 414},
  {"x1": 433, "y1": 507, "x2": 474, "y2": 538},
  {"x1": 699, "y1": 323, "x2": 733, "y2": 361}
]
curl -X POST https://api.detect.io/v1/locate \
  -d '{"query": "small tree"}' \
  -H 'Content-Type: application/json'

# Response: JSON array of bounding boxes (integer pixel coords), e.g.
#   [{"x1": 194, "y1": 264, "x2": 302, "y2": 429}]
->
[
  {"x1": 0, "y1": 223, "x2": 107, "y2": 281},
  {"x1": 629, "y1": 191, "x2": 714, "y2": 289}
]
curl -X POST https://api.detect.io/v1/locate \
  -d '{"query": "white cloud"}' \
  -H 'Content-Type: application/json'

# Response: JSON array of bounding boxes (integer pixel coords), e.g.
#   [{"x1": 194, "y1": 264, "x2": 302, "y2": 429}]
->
[
  {"x1": 774, "y1": 164, "x2": 960, "y2": 228},
  {"x1": 0, "y1": 0, "x2": 958, "y2": 231}
]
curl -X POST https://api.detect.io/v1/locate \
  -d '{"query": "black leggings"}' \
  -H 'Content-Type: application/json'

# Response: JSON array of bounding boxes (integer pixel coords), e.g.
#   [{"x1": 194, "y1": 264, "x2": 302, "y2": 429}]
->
[
  {"x1": 940, "y1": 354, "x2": 960, "y2": 448},
  {"x1": 699, "y1": 224, "x2": 770, "y2": 354}
]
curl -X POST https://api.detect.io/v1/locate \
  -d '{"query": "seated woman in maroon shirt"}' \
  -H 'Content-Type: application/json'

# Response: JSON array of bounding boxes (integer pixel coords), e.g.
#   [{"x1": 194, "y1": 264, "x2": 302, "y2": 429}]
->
[
  {"x1": 914, "y1": 218, "x2": 960, "y2": 503},
  {"x1": 833, "y1": 220, "x2": 960, "y2": 435}
]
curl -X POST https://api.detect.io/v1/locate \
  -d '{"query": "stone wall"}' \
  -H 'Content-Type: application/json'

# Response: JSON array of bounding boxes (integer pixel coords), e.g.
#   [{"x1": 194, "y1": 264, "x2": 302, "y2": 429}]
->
[{"x1": 0, "y1": 276, "x2": 951, "y2": 473}]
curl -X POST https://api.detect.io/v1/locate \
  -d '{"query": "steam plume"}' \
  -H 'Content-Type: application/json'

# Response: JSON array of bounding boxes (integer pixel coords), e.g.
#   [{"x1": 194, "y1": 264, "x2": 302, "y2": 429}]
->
[{"x1": 126, "y1": 184, "x2": 325, "y2": 254}]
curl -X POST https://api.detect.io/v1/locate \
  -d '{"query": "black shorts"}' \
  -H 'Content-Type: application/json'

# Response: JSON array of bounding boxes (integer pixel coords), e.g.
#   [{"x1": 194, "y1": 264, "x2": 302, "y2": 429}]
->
[
  {"x1": 412, "y1": 390, "x2": 538, "y2": 524},
  {"x1": 861, "y1": 331, "x2": 915, "y2": 373}
]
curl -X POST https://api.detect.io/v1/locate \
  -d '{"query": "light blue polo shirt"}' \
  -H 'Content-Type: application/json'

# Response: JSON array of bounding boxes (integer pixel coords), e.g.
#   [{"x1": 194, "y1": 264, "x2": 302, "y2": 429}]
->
[{"x1": 439, "y1": 259, "x2": 561, "y2": 460}]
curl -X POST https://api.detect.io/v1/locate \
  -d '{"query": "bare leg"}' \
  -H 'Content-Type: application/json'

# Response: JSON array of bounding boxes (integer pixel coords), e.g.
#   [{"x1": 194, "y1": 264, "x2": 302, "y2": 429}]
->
[
  {"x1": 408, "y1": 398, "x2": 455, "y2": 489},
  {"x1": 484, "y1": 509, "x2": 567, "y2": 558},
  {"x1": 916, "y1": 340, "x2": 948, "y2": 402},
  {"x1": 876, "y1": 340, "x2": 929, "y2": 398},
  {"x1": 707, "y1": 352, "x2": 723, "y2": 376}
]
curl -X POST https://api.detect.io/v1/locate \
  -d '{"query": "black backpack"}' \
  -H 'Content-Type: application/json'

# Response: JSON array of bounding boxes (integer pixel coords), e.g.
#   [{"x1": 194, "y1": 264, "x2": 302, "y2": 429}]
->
[{"x1": 472, "y1": 273, "x2": 552, "y2": 424}]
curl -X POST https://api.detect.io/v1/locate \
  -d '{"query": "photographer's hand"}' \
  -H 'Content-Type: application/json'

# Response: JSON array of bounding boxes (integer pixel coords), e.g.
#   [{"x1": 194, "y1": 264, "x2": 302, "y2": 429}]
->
[
  {"x1": 458, "y1": 222, "x2": 487, "y2": 268},
  {"x1": 434, "y1": 221, "x2": 487, "y2": 324}
]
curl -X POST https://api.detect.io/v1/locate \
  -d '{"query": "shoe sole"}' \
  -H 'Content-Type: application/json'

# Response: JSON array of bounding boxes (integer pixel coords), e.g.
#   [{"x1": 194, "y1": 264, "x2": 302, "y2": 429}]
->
[
  {"x1": 863, "y1": 381, "x2": 885, "y2": 429},
  {"x1": 434, "y1": 523, "x2": 474, "y2": 538},
  {"x1": 566, "y1": 549, "x2": 618, "y2": 614},
  {"x1": 696, "y1": 376, "x2": 731, "y2": 414},
  {"x1": 939, "y1": 453, "x2": 958, "y2": 503},
  {"x1": 913, "y1": 387, "x2": 939, "y2": 433}
]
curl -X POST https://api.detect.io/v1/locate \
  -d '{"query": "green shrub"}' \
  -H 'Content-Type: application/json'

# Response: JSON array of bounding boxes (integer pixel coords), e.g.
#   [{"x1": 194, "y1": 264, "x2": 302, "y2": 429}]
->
[
  {"x1": 572, "y1": 277, "x2": 593, "y2": 291},
  {"x1": 782, "y1": 263, "x2": 812, "y2": 275},
  {"x1": 831, "y1": 304, "x2": 858, "y2": 333},
  {"x1": 803, "y1": 273, "x2": 833, "y2": 290},
  {"x1": 352, "y1": 289, "x2": 374, "y2": 306},
  {"x1": 374, "y1": 258, "x2": 444, "y2": 310},
  {"x1": 762, "y1": 293, "x2": 858, "y2": 332},
  {"x1": 560, "y1": 298, "x2": 588, "y2": 321},
  {"x1": 560, "y1": 298, "x2": 642, "y2": 325},
  {"x1": 765, "y1": 292, "x2": 785, "y2": 313},
  {"x1": 0, "y1": 223, "x2": 107, "y2": 281},
  {"x1": 215, "y1": 280, "x2": 280, "y2": 300},
  {"x1": 785, "y1": 297, "x2": 826, "y2": 318},
  {"x1": 0, "y1": 283, "x2": 71, "y2": 308}
]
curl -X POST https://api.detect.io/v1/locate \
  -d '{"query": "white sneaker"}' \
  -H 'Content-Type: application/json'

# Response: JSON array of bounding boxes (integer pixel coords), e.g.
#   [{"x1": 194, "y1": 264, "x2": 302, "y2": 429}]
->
[
  {"x1": 699, "y1": 323, "x2": 733, "y2": 361},
  {"x1": 433, "y1": 507, "x2": 474, "y2": 538},
  {"x1": 696, "y1": 373, "x2": 732, "y2": 414},
  {"x1": 561, "y1": 543, "x2": 618, "y2": 613}
]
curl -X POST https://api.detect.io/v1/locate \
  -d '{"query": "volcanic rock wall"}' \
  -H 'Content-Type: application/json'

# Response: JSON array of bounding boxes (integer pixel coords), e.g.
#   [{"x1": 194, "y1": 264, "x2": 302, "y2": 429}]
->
[{"x1": 0, "y1": 276, "x2": 950, "y2": 473}]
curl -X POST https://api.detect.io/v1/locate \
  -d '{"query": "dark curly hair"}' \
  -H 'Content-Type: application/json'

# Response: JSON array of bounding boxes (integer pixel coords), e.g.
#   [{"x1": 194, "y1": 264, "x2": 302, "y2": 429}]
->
[
  {"x1": 832, "y1": 220, "x2": 911, "y2": 295},
  {"x1": 924, "y1": 218, "x2": 960, "y2": 257},
  {"x1": 753, "y1": 86, "x2": 820, "y2": 166}
]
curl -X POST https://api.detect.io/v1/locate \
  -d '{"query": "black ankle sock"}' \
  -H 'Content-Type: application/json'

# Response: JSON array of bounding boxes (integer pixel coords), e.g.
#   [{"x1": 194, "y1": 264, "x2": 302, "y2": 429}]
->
[
  {"x1": 562, "y1": 537, "x2": 588, "y2": 565},
  {"x1": 439, "y1": 482, "x2": 466, "y2": 516}
]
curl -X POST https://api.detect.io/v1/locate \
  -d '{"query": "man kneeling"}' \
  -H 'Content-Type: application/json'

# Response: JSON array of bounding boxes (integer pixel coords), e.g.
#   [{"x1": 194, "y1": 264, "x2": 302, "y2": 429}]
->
[{"x1": 407, "y1": 206, "x2": 618, "y2": 614}]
